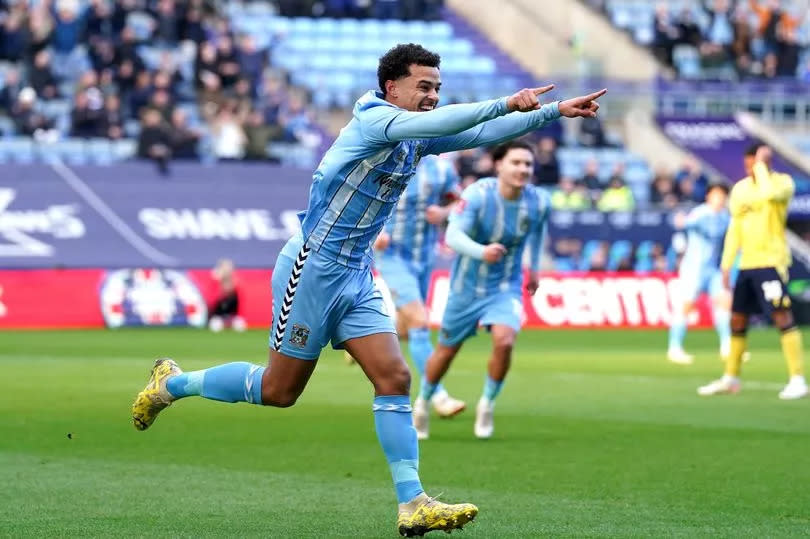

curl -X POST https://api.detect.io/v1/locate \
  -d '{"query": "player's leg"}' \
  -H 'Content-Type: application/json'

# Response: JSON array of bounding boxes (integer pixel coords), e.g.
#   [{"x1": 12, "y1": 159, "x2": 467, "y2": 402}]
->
[
  {"x1": 668, "y1": 271, "x2": 700, "y2": 364},
  {"x1": 763, "y1": 269, "x2": 808, "y2": 398},
  {"x1": 709, "y1": 273, "x2": 733, "y2": 359},
  {"x1": 132, "y1": 240, "x2": 325, "y2": 429},
  {"x1": 413, "y1": 292, "x2": 480, "y2": 439},
  {"x1": 132, "y1": 345, "x2": 319, "y2": 430},
  {"x1": 474, "y1": 294, "x2": 522, "y2": 439},
  {"x1": 668, "y1": 300, "x2": 695, "y2": 364},
  {"x1": 699, "y1": 270, "x2": 754, "y2": 396},
  {"x1": 413, "y1": 341, "x2": 463, "y2": 440},
  {"x1": 399, "y1": 298, "x2": 465, "y2": 418},
  {"x1": 336, "y1": 276, "x2": 477, "y2": 535},
  {"x1": 474, "y1": 324, "x2": 517, "y2": 439},
  {"x1": 378, "y1": 257, "x2": 461, "y2": 410}
]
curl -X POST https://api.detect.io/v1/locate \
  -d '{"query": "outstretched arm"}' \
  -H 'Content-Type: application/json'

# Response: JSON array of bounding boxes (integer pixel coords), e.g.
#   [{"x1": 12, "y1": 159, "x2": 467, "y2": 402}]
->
[
  {"x1": 424, "y1": 88, "x2": 607, "y2": 155},
  {"x1": 360, "y1": 86, "x2": 555, "y2": 145}
]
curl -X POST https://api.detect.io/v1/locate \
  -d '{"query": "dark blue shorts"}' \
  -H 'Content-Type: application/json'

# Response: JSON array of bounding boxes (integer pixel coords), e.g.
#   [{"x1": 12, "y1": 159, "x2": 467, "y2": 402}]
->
[{"x1": 732, "y1": 267, "x2": 791, "y2": 316}]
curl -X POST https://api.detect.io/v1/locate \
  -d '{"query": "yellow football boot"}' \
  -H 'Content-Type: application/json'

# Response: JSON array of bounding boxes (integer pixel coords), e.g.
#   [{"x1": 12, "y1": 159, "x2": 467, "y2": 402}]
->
[
  {"x1": 397, "y1": 493, "x2": 478, "y2": 537},
  {"x1": 132, "y1": 358, "x2": 182, "y2": 431}
]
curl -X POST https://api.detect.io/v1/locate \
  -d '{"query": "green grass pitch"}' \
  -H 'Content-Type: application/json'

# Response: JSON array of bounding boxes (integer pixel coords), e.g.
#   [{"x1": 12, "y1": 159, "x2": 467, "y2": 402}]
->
[{"x1": 1, "y1": 328, "x2": 809, "y2": 537}]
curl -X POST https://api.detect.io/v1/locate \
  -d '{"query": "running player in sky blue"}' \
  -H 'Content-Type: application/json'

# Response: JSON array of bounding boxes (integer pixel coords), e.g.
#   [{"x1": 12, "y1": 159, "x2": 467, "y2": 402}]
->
[
  {"x1": 667, "y1": 182, "x2": 732, "y2": 365},
  {"x1": 373, "y1": 154, "x2": 467, "y2": 419},
  {"x1": 131, "y1": 43, "x2": 606, "y2": 536},
  {"x1": 415, "y1": 140, "x2": 549, "y2": 440}
]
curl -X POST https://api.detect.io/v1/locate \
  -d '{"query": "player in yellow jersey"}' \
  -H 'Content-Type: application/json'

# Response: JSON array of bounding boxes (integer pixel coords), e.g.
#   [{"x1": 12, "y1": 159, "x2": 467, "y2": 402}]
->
[{"x1": 698, "y1": 144, "x2": 807, "y2": 399}]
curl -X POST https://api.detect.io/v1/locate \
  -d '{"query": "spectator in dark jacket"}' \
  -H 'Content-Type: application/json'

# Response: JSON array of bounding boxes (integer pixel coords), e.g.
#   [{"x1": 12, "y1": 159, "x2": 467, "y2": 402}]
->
[
  {"x1": 137, "y1": 107, "x2": 172, "y2": 174},
  {"x1": 533, "y1": 136, "x2": 560, "y2": 186},
  {"x1": 71, "y1": 88, "x2": 106, "y2": 137},
  {"x1": 29, "y1": 50, "x2": 60, "y2": 101},
  {"x1": 168, "y1": 108, "x2": 201, "y2": 158},
  {"x1": 0, "y1": 68, "x2": 23, "y2": 114},
  {"x1": 102, "y1": 94, "x2": 124, "y2": 139}
]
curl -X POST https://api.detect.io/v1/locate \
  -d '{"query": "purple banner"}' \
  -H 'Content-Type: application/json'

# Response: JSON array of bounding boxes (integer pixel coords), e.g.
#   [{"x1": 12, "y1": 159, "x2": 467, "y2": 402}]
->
[
  {"x1": 658, "y1": 116, "x2": 810, "y2": 216},
  {"x1": 2, "y1": 160, "x2": 809, "y2": 273},
  {"x1": 658, "y1": 116, "x2": 750, "y2": 181},
  {"x1": 0, "y1": 162, "x2": 309, "y2": 268}
]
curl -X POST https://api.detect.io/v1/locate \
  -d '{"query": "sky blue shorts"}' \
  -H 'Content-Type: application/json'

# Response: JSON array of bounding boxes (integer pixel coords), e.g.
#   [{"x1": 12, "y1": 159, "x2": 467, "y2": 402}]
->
[
  {"x1": 679, "y1": 268, "x2": 724, "y2": 303},
  {"x1": 439, "y1": 290, "x2": 523, "y2": 347},
  {"x1": 375, "y1": 252, "x2": 431, "y2": 308},
  {"x1": 270, "y1": 236, "x2": 395, "y2": 360}
]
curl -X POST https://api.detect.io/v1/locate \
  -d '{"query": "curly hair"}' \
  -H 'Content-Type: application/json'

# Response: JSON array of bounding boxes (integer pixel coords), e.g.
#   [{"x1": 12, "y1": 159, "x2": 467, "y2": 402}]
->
[{"x1": 377, "y1": 43, "x2": 441, "y2": 95}]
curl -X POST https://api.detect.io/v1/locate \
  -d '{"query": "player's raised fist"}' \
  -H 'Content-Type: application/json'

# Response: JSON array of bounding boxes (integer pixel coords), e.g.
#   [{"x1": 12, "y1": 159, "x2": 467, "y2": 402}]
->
[
  {"x1": 755, "y1": 145, "x2": 772, "y2": 165},
  {"x1": 507, "y1": 85, "x2": 555, "y2": 113},
  {"x1": 558, "y1": 88, "x2": 607, "y2": 118},
  {"x1": 482, "y1": 243, "x2": 507, "y2": 264}
]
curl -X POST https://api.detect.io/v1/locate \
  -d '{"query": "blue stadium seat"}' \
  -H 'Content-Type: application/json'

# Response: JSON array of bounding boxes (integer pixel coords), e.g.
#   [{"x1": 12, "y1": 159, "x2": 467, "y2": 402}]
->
[
  {"x1": 316, "y1": 18, "x2": 340, "y2": 36},
  {"x1": 607, "y1": 240, "x2": 633, "y2": 271},
  {"x1": 41, "y1": 139, "x2": 88, "y2": 165},
  {"x1": 245, "y1": 2, "x2": 276, "y2": 17},
  {"x1": 337, "y1": 18, "x2": 361, "y2": 36},
  {"x1": 381, "y1": 20, "x2": 408, "y2": 38},
  {"x1": 113, "y1": 139, "x2": 137, "y2": 161},
  {"x1": 87, "y1": 138, "x2": 113, "y2": 165},
  {"x1": 634, "y1": 240, "x2": 656, "y2": 273},
  {"x1": 291, "y1": 17, "x2": 316, "y2": 34},
  {"x1": 232, "y1": 16, "x2": 264, "y2": 36},
  {"x1": 0, "y1": 138, "x2": 35, "y2": 164},
  {"x1": 634, "y1": 26, "x2": 654, "y2": 45},
  {"x1": 0, "y1": 116, "x2": 15, "y2": 138},
  {"x1": 673, "y1": 44, "x2": 701, "y2": 78},
  {"x1": 447, "y1": 39, "x2": 474, "y2": 56},
  {"x1": 358, "y1": 19, "x2": 383, "y2": 37},
  {"x1": 427, "y1": 21, "x2": 453, "y2": 38},
  {"x1": 405, "y1": 21, "x2": 429, "y2": 39},
  {"x1": 578, "y1": 240, "x2": 603, "y2": 271}
]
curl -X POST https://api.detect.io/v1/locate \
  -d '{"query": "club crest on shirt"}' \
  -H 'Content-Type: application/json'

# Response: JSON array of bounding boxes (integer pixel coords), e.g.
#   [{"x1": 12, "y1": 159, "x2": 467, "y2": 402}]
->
[
  {"x1": 289, "y1": 323, "x2": 311, "y2": 348},
  {"x1": 518, "y1": 216, "x2": 530, "y2": 234}
]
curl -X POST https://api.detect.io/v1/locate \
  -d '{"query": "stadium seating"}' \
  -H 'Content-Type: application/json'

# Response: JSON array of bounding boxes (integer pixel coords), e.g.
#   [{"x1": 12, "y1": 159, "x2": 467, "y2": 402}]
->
[
  {"x1": 225, "y1": 6, "x2": 509, "y2": 107},
  {"x1": 556, "y1": 147, "x2": 653, "y2": 204},
  {"x1": 603, "y1": 0, "x2": 810, "y2": 79}
]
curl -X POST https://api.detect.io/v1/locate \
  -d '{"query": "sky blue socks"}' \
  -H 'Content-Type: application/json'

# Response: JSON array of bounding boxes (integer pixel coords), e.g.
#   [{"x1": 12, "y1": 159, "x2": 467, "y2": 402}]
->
[
  {"x1": 373, "y1": 395, "x2": 423, "y2": 503},
  {"x1": 166, "y1": 362, "x2": 265, "y2": 404}
]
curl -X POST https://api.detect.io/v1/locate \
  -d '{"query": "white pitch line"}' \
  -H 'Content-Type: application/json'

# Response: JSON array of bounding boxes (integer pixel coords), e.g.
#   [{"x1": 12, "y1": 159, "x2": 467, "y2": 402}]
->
[{"x1": 50, "y1": 160, "x2": 179, "y2": 266}]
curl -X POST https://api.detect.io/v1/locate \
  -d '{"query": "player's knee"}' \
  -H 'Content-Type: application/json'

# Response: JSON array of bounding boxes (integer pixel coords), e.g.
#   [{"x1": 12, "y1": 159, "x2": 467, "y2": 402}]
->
[
  {"x1": 730, "y1": 313, "x2": 748, "y2": 334},
  {"x1": 401, "y1": 303, "x2": 429, "y2": 330},
  {"x1": 261, "y1": 386, "x2": 301, "y2": 408},
  {"x1": 373, "y1": 362, "x2": 411, "y2": 395},
  {"x1": 406, "y1": 316, "x2": 429, "y2": 331},
  {"x1": 773, "y1": 309, "x2": 796, "y2": 332},
  {"x1": 492, "y1": 331, "x2": 516, "y2": 352}
]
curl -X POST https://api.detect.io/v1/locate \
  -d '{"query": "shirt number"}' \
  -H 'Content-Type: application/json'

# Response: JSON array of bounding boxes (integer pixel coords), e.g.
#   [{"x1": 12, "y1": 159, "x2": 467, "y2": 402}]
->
[{"x1": 761, "y1": 280, "x2": 783, "y2": 303}]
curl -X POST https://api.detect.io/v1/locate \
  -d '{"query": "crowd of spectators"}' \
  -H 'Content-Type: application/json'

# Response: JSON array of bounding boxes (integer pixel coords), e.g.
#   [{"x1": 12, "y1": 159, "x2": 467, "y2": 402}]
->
[
  {"x1": 656, "y1": 0, "x2": 808, "y2": 79},
  {"x1": 0, "y1": 0, "x2": 324, "y2": 168},
  {"x1": 588, "y1": 0, "x2": 810, "y2": 80}
]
